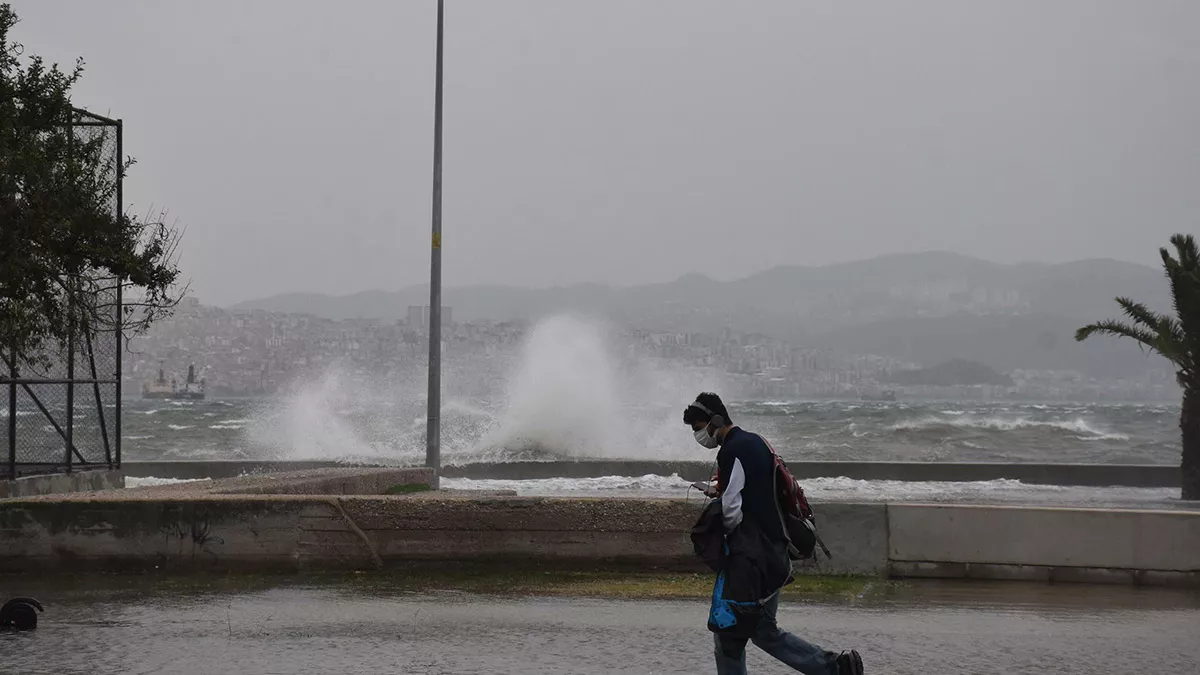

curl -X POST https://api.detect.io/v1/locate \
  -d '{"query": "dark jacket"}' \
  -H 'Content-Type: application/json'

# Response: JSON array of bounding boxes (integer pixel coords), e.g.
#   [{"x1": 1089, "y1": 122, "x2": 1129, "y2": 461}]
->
[
  {"x1": 694, "y1": 502, "x2": 793, "y2": 638},
  {"x1": 692, "y1": 427, "x2": 795, "y2": 638},
  {"x1": 716, "y1": 427, "x2": 786, "y2": 542}
]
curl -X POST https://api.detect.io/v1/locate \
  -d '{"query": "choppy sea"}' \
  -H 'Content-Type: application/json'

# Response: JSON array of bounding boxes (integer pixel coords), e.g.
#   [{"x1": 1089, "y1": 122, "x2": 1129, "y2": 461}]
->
[{"x1": 113, "y1": 398, "x2": 1179, "y2": 465}]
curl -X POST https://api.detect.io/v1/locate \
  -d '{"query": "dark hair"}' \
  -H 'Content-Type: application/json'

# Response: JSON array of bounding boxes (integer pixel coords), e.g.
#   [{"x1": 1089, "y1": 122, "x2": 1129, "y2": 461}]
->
[{"x1": 683, "y1": 392, "x2": 732, "y2": 427}]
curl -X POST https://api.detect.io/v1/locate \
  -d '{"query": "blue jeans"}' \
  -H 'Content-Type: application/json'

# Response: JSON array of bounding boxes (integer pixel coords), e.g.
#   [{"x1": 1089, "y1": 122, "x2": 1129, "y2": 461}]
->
[{"x1": 713, "y1": 594, "x2": 840, "y2": 675}]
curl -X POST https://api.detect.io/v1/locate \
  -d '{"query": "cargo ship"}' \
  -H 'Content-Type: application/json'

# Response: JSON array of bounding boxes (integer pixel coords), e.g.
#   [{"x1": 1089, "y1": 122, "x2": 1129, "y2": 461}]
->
[{"x1": 141, "y1": 363, "x2": 206, "y2": 400}]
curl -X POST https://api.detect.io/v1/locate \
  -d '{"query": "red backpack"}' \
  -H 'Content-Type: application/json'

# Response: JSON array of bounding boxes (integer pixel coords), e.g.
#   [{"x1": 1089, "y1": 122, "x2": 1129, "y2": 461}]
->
[{"x1": 758, "y1": 434, "x2": 828, "y2": 560}]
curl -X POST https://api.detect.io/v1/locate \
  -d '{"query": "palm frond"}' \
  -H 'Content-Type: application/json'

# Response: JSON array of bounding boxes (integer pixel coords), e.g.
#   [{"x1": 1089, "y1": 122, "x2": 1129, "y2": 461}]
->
[
  {"x1": 1115, "y1": 297, "x2": 1165, "y2": 330},
  {"x1": 1161, "y1": 234, "x2": 1200, "y2": 350},
  {"x1": 1075, "y1": 320, "x2": 1159, "y2": 349},
  {"x1": 1170, "y1": 234, "x2": 1198, "y2": 270},
  {"x1": 1153, "y1": 316, "x2": 1192, "y2": 367}
]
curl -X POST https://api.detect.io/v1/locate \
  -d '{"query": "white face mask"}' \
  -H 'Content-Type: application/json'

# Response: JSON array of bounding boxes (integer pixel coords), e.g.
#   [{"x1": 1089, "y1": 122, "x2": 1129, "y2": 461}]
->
[{"x1": 694, "y1": 426, "x2": 720, "y2": 449}]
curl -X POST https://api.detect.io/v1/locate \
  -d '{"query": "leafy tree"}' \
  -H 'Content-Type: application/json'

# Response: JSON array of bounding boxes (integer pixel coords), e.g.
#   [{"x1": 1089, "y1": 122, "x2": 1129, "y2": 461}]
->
[
  {"x1": 0, "y1": 3, "x2": 183, "y2": 373},
  {"x1": 1076, "y1": 234, "x2": 1200, "y2": 500}
]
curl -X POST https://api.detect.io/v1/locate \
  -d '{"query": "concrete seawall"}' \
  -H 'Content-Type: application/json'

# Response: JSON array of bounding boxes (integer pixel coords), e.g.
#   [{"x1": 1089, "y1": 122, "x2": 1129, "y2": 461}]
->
[
  {"x1": 122, "y1": 460, "x2": 1181, "y2": 488},
  {"x1": 0, "y1": 470, "x2": 124, "y2": 499},
  {"x1": 1, "y1": 490, "x2": 1196, "y2": 586},
  {"x1": 0, "y1": 494, "x2": 882, "y2": 575},
  {"x1": 888, "y1": 504, "x2": 1200, "y2": 585}
]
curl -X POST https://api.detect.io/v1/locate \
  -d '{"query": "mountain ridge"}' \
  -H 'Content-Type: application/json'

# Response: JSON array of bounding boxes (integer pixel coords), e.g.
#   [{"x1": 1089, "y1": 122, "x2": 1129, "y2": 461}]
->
[
  {"x1": 226, "y1": 252, "x2": 1172, "y2": 378},
  {"x1": 230, "y1": 252, "x2": 1159, "y2": 316}
]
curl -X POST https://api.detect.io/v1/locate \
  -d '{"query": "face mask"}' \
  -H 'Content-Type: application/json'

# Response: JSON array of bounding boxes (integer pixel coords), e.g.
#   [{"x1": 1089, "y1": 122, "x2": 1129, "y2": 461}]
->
[{"x1": 694, "y1": 426, "x2": 720, "y2": 449}]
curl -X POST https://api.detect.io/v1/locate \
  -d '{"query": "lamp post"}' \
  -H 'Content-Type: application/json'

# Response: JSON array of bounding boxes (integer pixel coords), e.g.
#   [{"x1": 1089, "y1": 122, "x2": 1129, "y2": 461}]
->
[{"x1": 425, "y1": 0, "x2": 445, "y2": 489}]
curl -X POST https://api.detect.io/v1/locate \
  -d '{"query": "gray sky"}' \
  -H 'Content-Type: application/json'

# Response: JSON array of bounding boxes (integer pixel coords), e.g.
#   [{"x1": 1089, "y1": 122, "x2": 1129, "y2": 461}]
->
[{"x1": 11, "y1": 1, "x2": 1200, "y2": 306}]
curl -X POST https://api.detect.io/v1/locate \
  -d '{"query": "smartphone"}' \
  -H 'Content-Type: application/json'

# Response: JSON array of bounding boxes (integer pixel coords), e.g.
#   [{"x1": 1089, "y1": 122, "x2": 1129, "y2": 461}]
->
[{"x1": 691, "y1": 481, "x2": 718, "y2": 497}]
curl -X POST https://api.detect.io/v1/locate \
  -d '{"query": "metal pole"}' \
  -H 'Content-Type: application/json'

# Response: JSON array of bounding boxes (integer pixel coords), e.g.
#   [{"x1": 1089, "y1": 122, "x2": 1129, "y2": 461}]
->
[
  {"x1": 114, "y1": 119, "x2": 123, "y2": 471},
  {"x1": 85, "y1": 325, "x2": 112, "y2": 465},
  {"x1": 65, "y1": 116, "x2": 75, "y2": 472},
  {"x1": 425, "y1": 0, "x2": 444, "y2": 489},
  {"x1": 7, "y1": 353, "x2": 15, "y2": 480},
  {"x1": 66, "y1": 292, "x2": 75, "y2": 472}
]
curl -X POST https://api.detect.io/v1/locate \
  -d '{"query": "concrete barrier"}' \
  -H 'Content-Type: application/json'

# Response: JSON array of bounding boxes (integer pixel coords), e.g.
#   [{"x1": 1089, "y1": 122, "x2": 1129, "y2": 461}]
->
[
  {"x1": 2, "y1": 471, "x2": 1196, "y2": 586},
  {"x1": 204, "y1": 467, "x2": 433, "y2": 496},
  {"x1": 0, "y1": 492, "x2": 886, "y2": 575},
  {"x1": 123, "y1": 460, "x2": 363, "y2": 480},
  {"x1": 1, "y1": 469, "x2": 124, "y2": 499},
  {"x1": 799, "y1": 504, "x2": 889, "y2": 575},
  {"x1": 887, "y1": 504, "x2": 1200, "y2": 587},
  {"x1": 0, "y1": 498, "x2": 338, "y2": 572},
  {"x1": 124, "y1": 460, "x2": 1180, "y2": 488}
]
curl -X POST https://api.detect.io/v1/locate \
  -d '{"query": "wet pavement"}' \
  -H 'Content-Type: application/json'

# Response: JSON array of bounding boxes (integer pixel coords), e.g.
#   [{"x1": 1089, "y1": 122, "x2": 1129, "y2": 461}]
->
[{"x1": 2, "y1": 577, "x2": 1198, "y2": 674}]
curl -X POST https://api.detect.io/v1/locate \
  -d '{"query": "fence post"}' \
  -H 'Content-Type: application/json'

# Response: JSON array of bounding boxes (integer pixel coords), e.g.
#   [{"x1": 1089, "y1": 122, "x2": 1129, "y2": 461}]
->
[
  {"x1": 7, "y1": 353, "x2": 16, "y2": 480},
  {"x1": 114, "y1": 119, "x2": 123, "y2": 471},
  {"x1": 66, "y1": 294, "x2": 75, "y2": 473}
]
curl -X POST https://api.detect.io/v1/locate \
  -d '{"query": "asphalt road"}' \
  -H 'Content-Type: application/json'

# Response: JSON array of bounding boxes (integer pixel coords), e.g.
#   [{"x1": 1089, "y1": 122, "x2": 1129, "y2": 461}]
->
[{"x1": 4, "y1": 578, "x2": 1198, "y2": 674}]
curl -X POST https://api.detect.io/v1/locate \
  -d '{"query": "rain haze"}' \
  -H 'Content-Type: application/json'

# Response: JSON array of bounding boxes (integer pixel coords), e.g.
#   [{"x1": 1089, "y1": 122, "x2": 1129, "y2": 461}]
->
[
  {"x1": 9, "y1": 0, "x2": 1200, "y2": 307},
  {"x1": 7, "y1": 3, "x2": 1200, "y2": 667}
]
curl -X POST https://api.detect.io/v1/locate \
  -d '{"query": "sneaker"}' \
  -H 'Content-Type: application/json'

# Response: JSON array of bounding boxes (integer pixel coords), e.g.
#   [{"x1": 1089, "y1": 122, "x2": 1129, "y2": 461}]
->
[{"x1": 836, "y1": 650, "x2": 864, "y2": 675}]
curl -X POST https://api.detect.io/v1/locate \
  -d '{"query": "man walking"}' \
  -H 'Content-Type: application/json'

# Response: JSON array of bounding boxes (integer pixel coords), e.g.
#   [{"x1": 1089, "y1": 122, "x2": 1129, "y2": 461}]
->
[{"x1": 685, "y1": 392, "x2": 865, "y2": 675}]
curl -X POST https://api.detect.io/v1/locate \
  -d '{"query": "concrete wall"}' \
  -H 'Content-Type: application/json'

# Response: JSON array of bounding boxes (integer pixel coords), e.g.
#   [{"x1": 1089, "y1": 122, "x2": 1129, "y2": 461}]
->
[
  {"x1": 208, "y1": 468, "x2": 434, "y2": 496},
  {"x1": 0, "y1": 495, "x2": 884, "y2": 575},
  {"x1": 0, "y1": 498, "x2": 323, "y2": 572},
  {"x1": 124, "y1": 461, "x2": 355, "y2": 481},
  {"x1": 887, "y1": 504, "x2": 1200, "y2": 586},
  {"x1": 796, "y1": 503, "x2": 888, "y2": 575},
  {"x1": 1, "y1": 494, "x2": 1195, "y2": 586},
  {"x1": 0, "y1": 470, "x2": 124, "y2": 499}
]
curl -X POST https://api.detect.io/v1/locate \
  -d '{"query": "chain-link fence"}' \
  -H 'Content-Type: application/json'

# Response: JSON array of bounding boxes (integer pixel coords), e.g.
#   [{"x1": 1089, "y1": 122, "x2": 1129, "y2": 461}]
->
[{"x1": 2, "y1": 108, "x2": 123, "y2": 480}]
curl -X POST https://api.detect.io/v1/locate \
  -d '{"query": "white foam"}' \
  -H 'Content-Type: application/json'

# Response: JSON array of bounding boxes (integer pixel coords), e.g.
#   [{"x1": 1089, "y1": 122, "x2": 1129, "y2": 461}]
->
[
  {"x1": 126, "y1": 476, "x2": 209, "y2": 488},
  {"x1": 889, "y1": 415, "x2": 1129, "y2": 439},
  {"x1": 167, "y1": 424, "x2": 193, "y2": 431},
  {"x1": 441, "y1": 474, "x2": 1180, "y2": 505},
  {"x1": 443, "y1": 473, "x2": 695, "y2": 496}
]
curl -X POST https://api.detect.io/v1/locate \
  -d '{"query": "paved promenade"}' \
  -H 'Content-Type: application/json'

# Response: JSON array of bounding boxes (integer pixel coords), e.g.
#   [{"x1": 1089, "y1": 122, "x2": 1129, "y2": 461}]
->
[{"x1": 4, "y1": 578, "x2": 1198, "y2": 674}]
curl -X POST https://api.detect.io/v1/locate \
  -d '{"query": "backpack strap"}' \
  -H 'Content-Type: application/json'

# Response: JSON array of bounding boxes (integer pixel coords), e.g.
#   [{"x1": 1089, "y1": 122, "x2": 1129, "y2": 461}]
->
[
  {"x1": 757, "y1": 433, "x2": 801, "y2": 558},
  {"x1": 757, "y1": 433, "x2": 833, "y2": 561}
]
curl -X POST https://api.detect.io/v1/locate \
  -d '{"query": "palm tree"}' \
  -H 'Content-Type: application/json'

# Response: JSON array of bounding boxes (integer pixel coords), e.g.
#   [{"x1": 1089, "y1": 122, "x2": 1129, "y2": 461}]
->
[{"x1": 1076, "y1": 234, "x2": 1200, "y2": 500}]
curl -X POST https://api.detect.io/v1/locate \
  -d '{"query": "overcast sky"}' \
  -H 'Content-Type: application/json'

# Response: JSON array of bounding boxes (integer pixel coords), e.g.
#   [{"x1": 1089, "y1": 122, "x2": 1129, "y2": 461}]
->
[{"x1": 11, "y1": 1, "x2": 1200, "y2": 306}]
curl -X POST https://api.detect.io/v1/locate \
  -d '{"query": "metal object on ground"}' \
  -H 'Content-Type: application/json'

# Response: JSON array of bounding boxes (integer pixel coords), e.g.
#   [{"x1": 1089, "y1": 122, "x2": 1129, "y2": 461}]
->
[{"x1": 0, "y1": 597, "x2": 44, "y2": 631}]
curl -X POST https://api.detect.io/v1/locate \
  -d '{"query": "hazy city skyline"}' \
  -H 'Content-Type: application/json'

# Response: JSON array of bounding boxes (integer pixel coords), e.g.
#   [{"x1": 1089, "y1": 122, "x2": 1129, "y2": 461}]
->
[{"x1": 12, "y1": 1, "x2": 1200, "y2": 305}]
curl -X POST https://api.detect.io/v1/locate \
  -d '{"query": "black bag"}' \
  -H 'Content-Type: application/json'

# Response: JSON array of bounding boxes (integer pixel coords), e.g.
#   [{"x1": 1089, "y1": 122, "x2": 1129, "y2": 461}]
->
[
  {"x1": 690, "y1": 499, "x2": 726, "y2": 573},
  {"x1": 706, "y1": 520, "x2": 789, "y2": 639}
]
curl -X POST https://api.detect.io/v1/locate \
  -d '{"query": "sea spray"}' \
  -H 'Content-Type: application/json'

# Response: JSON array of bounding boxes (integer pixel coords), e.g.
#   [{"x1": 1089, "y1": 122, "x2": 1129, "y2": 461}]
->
[
  {"x1": 482, "y1": 314, "x2": 720, "y2": 459},
  {"x1": 483, "y1": 315, "x2": 624, "y2": 457},
  {"x1": 246, "y1": 368, "x2": 382, "y2": 461},
  {"x1": 245, "y1": 357, "x2": 507, "y2": 463},
  {"x1": 246, "y1": 314, "x2": 730, "y2": 462}
]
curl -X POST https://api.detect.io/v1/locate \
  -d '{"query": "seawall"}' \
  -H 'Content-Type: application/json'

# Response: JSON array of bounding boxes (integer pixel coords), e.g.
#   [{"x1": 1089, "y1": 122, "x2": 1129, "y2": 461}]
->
[
  {"x1": 1, "y1": 492, "x2": 1196, "y2": 587},
  {"x1": 0, "y1": 470, "x2": 124, "y2": 499}
]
